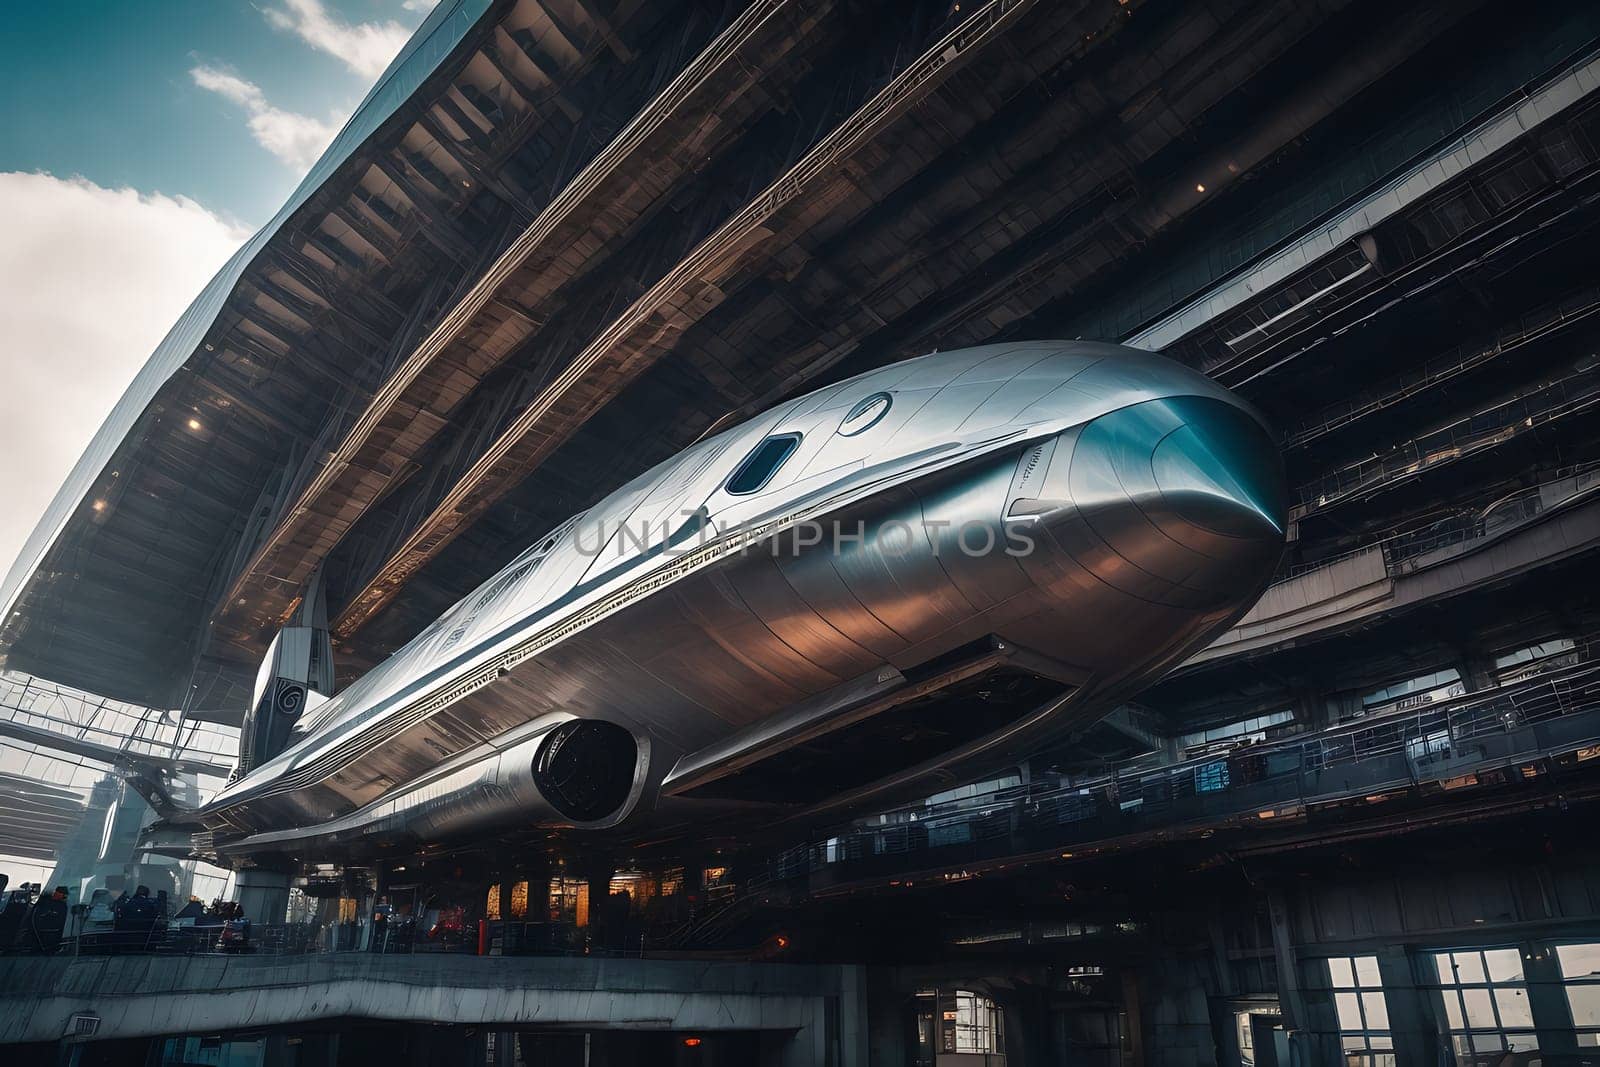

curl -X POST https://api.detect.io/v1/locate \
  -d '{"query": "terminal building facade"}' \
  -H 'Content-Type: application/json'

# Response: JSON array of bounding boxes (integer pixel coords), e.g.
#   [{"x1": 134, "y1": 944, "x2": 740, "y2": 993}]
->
[{"x1": 3, "y1": 0, "x2": 1600, "y2": 1064}]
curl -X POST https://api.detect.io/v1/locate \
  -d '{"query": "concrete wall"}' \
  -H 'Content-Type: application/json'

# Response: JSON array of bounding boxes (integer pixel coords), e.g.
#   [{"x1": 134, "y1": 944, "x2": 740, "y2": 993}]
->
[
  {"x1": 1135, "y1": 956, "x2": 1219, "y2": 1067},
  {"x1": 0, "y1": 953, "x2": 866, "y2": 1066}
]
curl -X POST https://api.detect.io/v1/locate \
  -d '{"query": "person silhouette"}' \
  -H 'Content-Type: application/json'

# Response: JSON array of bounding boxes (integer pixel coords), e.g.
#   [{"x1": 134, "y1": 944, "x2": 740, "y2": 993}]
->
[{"x1": 24, "y1": 887, "x2": 68, "y2": 954}]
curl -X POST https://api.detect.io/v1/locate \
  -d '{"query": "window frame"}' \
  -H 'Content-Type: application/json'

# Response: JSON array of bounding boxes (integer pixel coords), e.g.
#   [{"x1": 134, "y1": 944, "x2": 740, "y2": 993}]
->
[
  {"x1": 1557, "y1": 941, "x2": 1600, "y2": 1048},
  {"x1": 725, "y1": 433, "x2": 803, "y2": 495},
  {"x1": 946, "y1": 989, "x2": 1005, "y2": 1055},
  {"x1": 1321, "y1": 954, "x2": 1395, "y2": 1063},
  {"x1": 1427, "y1": 947, "x2": 1539, "y2": 1060}
]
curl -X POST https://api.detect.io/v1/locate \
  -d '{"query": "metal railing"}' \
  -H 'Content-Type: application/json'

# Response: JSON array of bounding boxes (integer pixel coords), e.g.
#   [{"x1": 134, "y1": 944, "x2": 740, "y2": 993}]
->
[
  {"x1": 776, "y1": 653, "x2": 1600, "y2": 881},
  {"x1": 1284, "y1": 284, "x2": 1600, "y2": 448},
  {"x1": 2, "y1": 916, "x2": 646, "y2": 960},
  {"x1": 1292, "y1": 363, "x2": 1600, "y2": 516},
  {"x1": 0, "y1": 672, "x2": 236, "y2": 775},
  {"x1": 1277, "y1": 460, "x2": 1600, "y2": 582}
]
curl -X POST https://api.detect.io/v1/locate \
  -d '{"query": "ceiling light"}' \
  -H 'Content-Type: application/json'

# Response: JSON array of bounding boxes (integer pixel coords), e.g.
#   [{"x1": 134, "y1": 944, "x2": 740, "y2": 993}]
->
[
  {"x1": 187, "y1": 417, "x2": 203, "y2": 431},
  {"x1": 92, "y1": 500, "x2": 106, "y2": 512},
  {"x1": 1195, "y1": 183, "x2": 1206, "y2": 193}
]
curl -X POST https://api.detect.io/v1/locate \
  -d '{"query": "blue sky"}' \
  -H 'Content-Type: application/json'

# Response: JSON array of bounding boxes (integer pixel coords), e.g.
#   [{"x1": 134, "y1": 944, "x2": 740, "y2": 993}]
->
[
  {"x1": 0, "y1": 1, "x2": 437, "y2": 588},
  {"x1": 0, "y1": 1, "x2": 440, "y2": 885},
  {"x1": 2, "y1": 0, "x2": 435, "y2": 225}
]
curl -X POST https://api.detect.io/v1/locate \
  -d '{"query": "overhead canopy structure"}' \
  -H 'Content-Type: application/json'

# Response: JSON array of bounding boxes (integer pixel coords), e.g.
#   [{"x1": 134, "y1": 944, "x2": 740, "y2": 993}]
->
[
  {"x1": 3, "y1": 0, "x2": 1597, "y2": 737},
  {"x1": 0, "y1": 769, "x2": 86, "y2": 863}
]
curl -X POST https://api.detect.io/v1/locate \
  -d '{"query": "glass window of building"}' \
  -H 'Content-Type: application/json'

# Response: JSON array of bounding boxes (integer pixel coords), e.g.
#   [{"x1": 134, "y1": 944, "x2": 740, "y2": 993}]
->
[
  {"x1": 1493, "y1": 637, "x2": 1578, "y2": 684},
  {"x1": 702, "y1": 865, "x2": 735, "y2": 906},
  {"x1": 1179, "y1": 708, "x2": 1295, "y2": 750},
  {"x1": 1323, "y1": 955, "x2": 1394, "y2": 1064},
  {"x1": 913, "y1": 991, "x2": 937, "y2": 1067},
  {"x1": 937, "y1": 989, "x2": 1005, "y2": 1055},
  {"x1": 1558, "y1": 942, "x2": 1600, "y2": 1047},
  {"x1": 1429, "y1": 948, "x2": 1538, "y2": 1060},
  {"x1": 1358, "y1": 668, "x2": 1464, "y2": 719},
  {"x1": 609, "y1": 870, "x2": 658, "y2": 907},
  {"x1": 1195, "y1": 759, "x2": 1230, "y2": 792},
  {"x1": 547, "y1": 876, "x2": 588, "y2": 927}
]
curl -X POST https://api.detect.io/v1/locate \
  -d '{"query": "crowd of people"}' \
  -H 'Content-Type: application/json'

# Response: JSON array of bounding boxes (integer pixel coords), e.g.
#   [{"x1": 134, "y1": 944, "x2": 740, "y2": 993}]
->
[
  {"x1": 0, "y1": 872, "x2": 612, "y2": 958},
  {"x1": 0, "y1": 872, "x2": 252, "y2": 955},
  {"x1": 0, "y1": 876, "x2": 68, "y2": 953}
]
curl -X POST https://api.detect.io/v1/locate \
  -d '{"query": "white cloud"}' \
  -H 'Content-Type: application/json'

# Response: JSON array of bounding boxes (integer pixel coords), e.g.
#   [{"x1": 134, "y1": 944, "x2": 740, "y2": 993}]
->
[
  {"x1": 190, "y1": 65, "x2": 346, "y2": 171},
  {"x1": 263, "y1": 0, "x2": 414, "y2": 79},
  {"x1": 402, "y1": 0, "x2": 439, "y2": 12},
  {"x1": 0, "y1": 172, "x2": 249, "y2": 578}
]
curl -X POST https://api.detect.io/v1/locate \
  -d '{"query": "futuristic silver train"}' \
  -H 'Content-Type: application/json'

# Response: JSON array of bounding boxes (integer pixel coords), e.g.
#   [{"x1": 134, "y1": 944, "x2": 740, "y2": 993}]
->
[{"x1": 197, "y1": 341, "x2": 1286, "y2": 856}]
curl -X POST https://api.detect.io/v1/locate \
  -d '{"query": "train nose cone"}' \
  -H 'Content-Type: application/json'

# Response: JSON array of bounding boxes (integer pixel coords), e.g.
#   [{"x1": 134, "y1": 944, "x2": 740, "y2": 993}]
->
[
  {"x1": 1051, "y1": 396, "x2": 1285, "y2": 610},
  {"x1": 1151, "y1": 401, "x2": 1284, "y2": 542}
]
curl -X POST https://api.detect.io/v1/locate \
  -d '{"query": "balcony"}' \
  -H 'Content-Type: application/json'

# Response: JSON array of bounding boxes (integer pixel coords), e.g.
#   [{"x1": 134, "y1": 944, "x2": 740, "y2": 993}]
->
[
  {"x1": 1194, "y1": 465, "x2": 1600, "y2": 664},
  {"x1": 1289, "y1": 362, "x2": 1600, "y2": 523},
  {"x1": 782, "y1": 655, "x2": 1600, "y2": 894},
  {"x1": 1282, "y1": 284, "x2": 1600, "y2": 451}
]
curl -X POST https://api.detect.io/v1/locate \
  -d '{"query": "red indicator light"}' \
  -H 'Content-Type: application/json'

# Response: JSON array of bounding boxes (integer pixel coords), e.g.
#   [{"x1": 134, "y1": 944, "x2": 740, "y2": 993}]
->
[{"x1": 683, "y1": 1036, "x2": 703, "y2": 1048}]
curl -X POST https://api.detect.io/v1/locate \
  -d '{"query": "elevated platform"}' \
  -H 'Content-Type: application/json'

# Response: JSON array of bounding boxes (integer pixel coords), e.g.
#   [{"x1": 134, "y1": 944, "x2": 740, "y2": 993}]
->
[
  {"x1": 778, "y1": 659, "x2": 1600, "y2": 897},
  {"x1": 0, "y1": 953, "x2": 864, "y2": 1064},
  {"x1": 1191, "y1": 492, "x2": 1600, "y2": 667}
]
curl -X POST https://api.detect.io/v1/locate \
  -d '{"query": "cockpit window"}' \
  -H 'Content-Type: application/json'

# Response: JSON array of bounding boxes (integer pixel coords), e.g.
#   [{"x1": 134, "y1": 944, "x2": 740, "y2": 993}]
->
[{"x1": 726, "y1": 433, "x2": 801, "y2": 495}]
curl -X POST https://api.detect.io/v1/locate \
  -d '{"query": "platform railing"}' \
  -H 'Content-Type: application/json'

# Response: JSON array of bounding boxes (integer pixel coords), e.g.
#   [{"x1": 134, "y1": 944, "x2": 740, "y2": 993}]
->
[
  {"x1": 1274, "y1": 459, "x2": 1600, "y2": 583},
  {"x1": 0, "y1": 672, "x2": 236, "y2": 772},
  {"x1": 1283, "y1": 284, "x2": 1600, "y2": 448},
  {"x1": 1291, "y1": 363, "x2": 1600, "y2": 516},
  {"x1": 776, "y1": 653, "x2": 1600, "y2": 881},
  {"x1": 2, "y1": 915, "x2": 651, "y2": 960},
  {"x1": 9, "y1": 660, "x2": 1599, "y2": 955}
]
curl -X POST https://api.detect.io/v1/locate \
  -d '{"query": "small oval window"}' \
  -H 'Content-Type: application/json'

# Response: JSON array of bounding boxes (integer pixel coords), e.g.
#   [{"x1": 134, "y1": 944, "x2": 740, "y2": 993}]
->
[
  {"x1": 838, "y1": 391, "x2": 892, "y2": 437},
  {"x1": 726, "y1": 433, "x2": 802, "y2": 495}
]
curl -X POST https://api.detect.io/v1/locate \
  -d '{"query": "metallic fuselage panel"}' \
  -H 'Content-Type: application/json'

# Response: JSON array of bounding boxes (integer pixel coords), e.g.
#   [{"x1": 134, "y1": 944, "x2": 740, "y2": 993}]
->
[{"x1": 200, "y1": 341, "x2": 1285, "y2": 852}]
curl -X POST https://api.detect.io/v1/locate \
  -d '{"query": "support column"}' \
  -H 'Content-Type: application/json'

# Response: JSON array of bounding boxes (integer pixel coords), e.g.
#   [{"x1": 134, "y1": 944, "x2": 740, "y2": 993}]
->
[
  {"x1": 519, "y1": 851, "x2": 552, "y2": 928},
  {"x1": 1328, "y1": 691, "x2": 1363, "y2": 725},
  {"x1": 297, "y1": 1032, "x2": 340, "y2": 1067},
  {"x1": 1292, "y1": 689, "x2": 1331, "y2": 732},
  {"x1": 1453, "y1": 646, "x2": 1500, "y2": 693},
  {"x1": 684, "y1": 863, "x2": 706, "y2": 924},
  {"x1": 585, "y1": 857, "x2": 615, "y2": 951},
  {"x1": 1120, "y1": 970, "x2": 1146, "y2": 1067},
  {"x1": 1522, "y1": 939, "x2": 1580, "y2": 1061},
  {"x1": 839, "y1": 964, "x2": 869, "y2": 1067},
  {"x1": 1266, "y1": 885, "x2": 1326, "y2": 1067},
  {"x1": 1375, "y1": 947, "x2": 1434, "y2": 1067},
  {"x1": 1207, "y1": 915, "x2": 1242, "y2": 1067},
  {"x1": 234, "y1": 868, "x2": 291, "y2": 925},
  {"x1": 490, "y1": 1029, "x2": 518, "y2": 1067},
  {"x1": 1208, "y1": 998, "x2": 1242, "y2": 1067},
  {"x1": 262, "y1": 1033, "x2": 294, "y2": 1067}
]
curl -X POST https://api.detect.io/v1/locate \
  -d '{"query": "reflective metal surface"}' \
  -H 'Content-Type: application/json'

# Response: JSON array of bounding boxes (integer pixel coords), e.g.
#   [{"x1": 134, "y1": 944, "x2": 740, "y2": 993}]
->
[{"x1": 198, "y1": 341, "x2": 1285, "y2": 854}]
